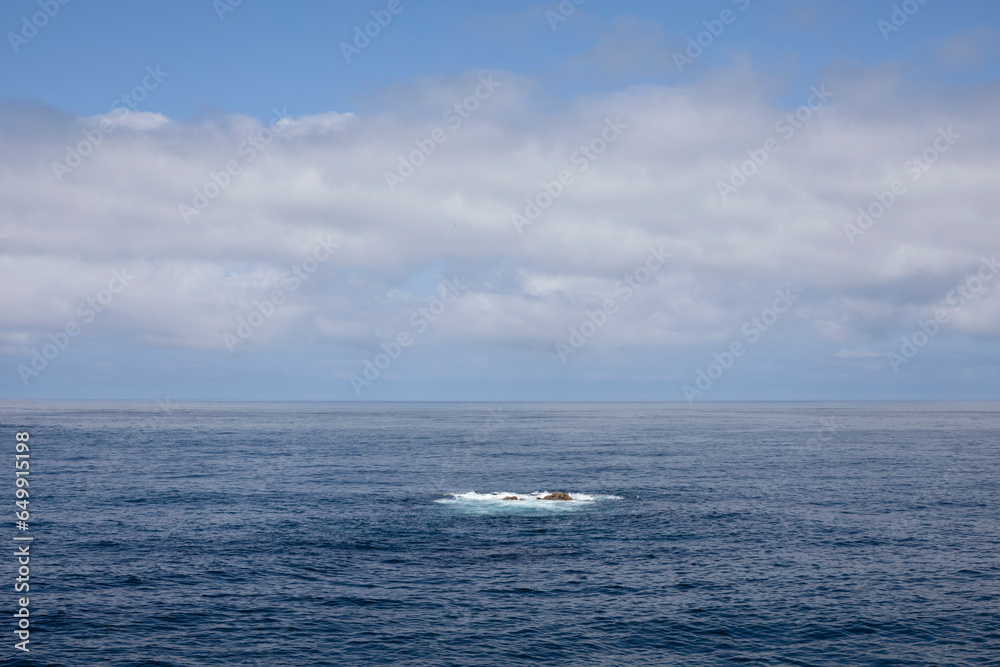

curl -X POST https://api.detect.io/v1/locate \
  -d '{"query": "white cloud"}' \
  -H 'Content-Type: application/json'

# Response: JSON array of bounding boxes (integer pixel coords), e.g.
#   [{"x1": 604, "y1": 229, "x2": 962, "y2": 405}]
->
[{"x1": 2, "y1": 66, "x2": 999, "y2": 374}]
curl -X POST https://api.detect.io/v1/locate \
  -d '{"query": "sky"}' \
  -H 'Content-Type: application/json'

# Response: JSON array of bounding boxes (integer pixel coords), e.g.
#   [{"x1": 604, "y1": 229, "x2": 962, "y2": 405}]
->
[{"x1": 1, "y1": 0, "x2": 999, "y2": 401}]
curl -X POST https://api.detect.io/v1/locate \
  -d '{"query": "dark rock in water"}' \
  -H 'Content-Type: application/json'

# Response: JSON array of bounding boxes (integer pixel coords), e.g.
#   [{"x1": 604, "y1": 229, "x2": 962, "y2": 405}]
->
[
  {"x1": 502, "y1": 496, "x2": 521, "y2": 500},
  {"x1": 540, "y1": 492, "x2": 574, "y2": 500}
]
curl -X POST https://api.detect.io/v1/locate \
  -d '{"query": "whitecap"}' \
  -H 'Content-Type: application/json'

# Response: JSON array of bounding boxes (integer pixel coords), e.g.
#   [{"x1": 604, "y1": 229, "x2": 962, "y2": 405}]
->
[{"x1": 434, "y1": 491, "x2": 621, "y2": 512}]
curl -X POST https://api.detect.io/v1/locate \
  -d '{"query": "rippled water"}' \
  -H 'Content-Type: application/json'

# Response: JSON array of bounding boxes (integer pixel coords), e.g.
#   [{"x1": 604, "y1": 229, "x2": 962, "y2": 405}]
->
[{"x1": 4, "y1": 401, "x2": 999, "y2": 665}]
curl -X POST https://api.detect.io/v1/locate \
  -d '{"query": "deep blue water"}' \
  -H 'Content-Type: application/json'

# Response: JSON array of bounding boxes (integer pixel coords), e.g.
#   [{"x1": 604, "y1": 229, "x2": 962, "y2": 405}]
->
[{"x1": 3, "y1": 401, "x2": 999, "y2": 666}]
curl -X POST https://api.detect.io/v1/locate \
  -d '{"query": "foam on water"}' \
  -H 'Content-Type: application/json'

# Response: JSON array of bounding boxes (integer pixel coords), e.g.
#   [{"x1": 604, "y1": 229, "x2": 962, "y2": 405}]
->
[{"x1": 435, "y1": 491, "x2": 621, "y2": 512}]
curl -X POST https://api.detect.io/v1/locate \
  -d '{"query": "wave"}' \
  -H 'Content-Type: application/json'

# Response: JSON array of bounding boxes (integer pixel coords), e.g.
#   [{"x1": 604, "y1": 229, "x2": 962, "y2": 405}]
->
[{"x1": 434, "y1": 491, "x2": 622, "y2": 511}]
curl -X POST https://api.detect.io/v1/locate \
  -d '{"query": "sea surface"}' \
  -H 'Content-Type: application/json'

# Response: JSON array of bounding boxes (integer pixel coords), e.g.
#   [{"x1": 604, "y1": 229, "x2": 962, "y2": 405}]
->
[{"x1": 3, "y1": 401, "x2": 999, "y2": 666}]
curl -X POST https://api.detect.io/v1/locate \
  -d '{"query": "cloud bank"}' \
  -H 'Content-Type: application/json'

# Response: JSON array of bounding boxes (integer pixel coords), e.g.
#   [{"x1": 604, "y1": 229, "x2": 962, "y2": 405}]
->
[{"x1": 2, "y1": 63, "x2": 999, "y2": 397}]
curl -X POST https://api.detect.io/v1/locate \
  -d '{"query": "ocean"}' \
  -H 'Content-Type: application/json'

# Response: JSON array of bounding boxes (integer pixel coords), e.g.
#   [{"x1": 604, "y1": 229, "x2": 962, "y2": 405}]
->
[{"x1": 4, "y1": 401, "x2": 999, "y2": 666}]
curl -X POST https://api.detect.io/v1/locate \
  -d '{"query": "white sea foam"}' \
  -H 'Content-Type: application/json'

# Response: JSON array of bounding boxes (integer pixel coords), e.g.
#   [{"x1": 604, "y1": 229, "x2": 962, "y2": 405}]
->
[{"x1": 434, "y1": 491, "x2": 621, "y2": 511}]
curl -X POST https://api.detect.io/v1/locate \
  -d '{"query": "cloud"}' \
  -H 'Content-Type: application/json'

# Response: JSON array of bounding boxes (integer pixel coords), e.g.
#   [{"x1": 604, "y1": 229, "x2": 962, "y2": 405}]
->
[
  {"x1": 931, "y1": 27, "x2": 1000, "y2": 70},
  {"x1": 835, "y1": 347, "x2": 882, "y2": 359},
  {"x1": 571, "y1": 15, "x2": 679, "y2": 76},
  {"x1": 1, "y1": 64, "x2": 999, "y2": 388}
]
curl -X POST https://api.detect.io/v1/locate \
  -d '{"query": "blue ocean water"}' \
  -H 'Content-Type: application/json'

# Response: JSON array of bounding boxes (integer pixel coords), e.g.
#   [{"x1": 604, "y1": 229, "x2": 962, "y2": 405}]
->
[{"x1": 4, "y1": 401, "x2": 999, "y2": 666}]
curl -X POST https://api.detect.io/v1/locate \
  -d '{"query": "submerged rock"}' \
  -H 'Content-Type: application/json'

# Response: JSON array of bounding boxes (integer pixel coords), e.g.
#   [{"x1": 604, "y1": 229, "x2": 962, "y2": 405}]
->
[
  {"x1": 540, "y1": 492, "x2": 574, "y2": 501},
  {"x1": 502, "y1": 496, "x2": 522, "y2": 501}
]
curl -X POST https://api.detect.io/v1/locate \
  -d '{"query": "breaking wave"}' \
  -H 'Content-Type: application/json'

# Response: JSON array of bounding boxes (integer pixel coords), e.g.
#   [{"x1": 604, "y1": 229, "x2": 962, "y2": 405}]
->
[{"x1": 434, "y1": 491, "x2": 621, "y2": 512}]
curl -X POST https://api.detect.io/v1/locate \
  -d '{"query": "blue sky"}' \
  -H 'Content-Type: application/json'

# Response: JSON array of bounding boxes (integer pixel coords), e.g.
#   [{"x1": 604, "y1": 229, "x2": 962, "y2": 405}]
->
[
  {"x1": 2, "y1": 0, "x2": 999, "y2": 400},
  {"x1": 6, "y1": 0, "x2": 998, "y2": 118}
]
